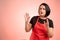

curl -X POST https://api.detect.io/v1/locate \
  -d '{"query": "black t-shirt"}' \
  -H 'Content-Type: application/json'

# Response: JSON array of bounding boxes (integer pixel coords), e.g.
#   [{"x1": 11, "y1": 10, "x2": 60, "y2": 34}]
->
[{"x1": 30, "y1": 16, "x2": 54, "y2": 28}]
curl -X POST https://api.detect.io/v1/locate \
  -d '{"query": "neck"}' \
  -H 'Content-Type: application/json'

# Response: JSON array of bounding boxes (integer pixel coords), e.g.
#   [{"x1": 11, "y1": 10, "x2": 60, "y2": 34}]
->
[{"x1": 39, "y1": 16, "x2": 47, "y2": 19}]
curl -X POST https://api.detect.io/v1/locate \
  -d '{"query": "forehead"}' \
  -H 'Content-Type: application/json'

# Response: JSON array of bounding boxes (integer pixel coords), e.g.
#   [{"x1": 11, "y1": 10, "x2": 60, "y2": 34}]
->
[{"x1": 40, "y1": 5, "x2": 45, "y2": 8}]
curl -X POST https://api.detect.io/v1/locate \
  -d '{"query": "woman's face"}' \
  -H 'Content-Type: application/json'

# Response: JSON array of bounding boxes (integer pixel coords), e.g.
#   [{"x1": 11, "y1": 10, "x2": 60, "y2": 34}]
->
[{"x1": 39, "y1": 5, "x2": 46, "y2": 17}]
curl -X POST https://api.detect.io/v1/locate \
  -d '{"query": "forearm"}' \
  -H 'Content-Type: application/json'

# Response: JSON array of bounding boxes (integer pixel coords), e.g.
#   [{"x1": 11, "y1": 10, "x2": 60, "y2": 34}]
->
[
  {"x1": 47, "y1": 27, "x2": 53, "y2": 38},
  {"x1": 25, "y1": 21, "x2": 31, "y2": 32},
  {"x1": 25, "y1": 21, "x2": 29, "y2": 31}
]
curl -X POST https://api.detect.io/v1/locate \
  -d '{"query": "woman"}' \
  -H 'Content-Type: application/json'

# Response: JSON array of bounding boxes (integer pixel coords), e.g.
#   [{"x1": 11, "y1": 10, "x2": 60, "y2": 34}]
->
[{"x1": 24, "y1": 3, "x2": 54, "y2": 40}]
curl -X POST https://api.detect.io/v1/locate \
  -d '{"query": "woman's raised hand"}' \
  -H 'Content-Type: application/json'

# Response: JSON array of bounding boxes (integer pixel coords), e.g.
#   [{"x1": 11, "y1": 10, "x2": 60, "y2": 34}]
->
[
  {"x1": 24, "y1": 13, "x2": 30, "y2": 22},
  {"x1": 44, "y1": 18, "x2": 49, "y2": 28}
]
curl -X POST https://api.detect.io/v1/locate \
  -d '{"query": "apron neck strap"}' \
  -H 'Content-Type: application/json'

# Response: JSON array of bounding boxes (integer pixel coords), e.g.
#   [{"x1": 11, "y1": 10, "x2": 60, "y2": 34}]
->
[{"x1": 37, "y1": 16, "x2": 48, "y2": 22}]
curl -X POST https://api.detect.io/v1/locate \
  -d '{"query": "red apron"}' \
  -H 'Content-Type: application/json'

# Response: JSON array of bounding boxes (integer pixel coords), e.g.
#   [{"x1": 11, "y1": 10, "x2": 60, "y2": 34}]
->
[{"x1": 30, "y1": 17, "x2": 49, "y2": 40}]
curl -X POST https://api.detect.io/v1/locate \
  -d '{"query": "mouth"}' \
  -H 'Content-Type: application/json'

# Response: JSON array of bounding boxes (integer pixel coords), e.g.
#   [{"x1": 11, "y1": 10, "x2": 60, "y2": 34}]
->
[{"x1": 41, "y1": 12, "x2": 43, "y2": 14}]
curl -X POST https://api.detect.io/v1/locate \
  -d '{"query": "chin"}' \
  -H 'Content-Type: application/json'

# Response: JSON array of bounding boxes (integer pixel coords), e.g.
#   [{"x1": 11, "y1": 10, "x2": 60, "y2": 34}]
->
[{"x1": 39, "y1": 15, "x2": 44, "y2": 17}]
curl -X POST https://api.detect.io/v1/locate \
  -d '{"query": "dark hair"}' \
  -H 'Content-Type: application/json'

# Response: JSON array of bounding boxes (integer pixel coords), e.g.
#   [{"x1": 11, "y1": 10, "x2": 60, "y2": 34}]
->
[{"x1": 38, "y1": 3, "x2": 51, "y2": 17}]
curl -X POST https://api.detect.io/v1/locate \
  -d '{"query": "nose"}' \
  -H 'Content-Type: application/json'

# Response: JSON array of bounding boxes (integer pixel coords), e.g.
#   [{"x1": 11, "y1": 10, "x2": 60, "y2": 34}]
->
[
  {"x1": 40, "y1": 9, "x2": 43, "y2": 13},
  {"x1": 41, "y1": 8, "x2": 44, "y2": 12}
]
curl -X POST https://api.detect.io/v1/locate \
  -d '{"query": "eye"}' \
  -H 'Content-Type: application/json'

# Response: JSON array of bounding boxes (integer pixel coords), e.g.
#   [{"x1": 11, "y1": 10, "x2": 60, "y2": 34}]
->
[
  {"x1": 40, "y1": 7, "x2": 46, "y2": 10},
  {"x1": 43, "y1": 8, "x2": 46, "y2": 10},
  {"x1": 40, "y1": 8, "x2": 42, "y2": 10}
]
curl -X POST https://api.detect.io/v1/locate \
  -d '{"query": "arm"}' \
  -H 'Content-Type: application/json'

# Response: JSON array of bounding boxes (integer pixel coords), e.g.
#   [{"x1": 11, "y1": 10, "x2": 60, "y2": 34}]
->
[
  {"x1": 47, "y1": 27, "x2": 54, "y2": 38},
  {"x1": 44, "y1": 19, "x2": 54, "y2": 38},
  {"x1": 25, "y1": 21, "x2": 32, "y2": 32},
  {"x1": 24, "y1": 13, "x2": 32, "y2": 32}
]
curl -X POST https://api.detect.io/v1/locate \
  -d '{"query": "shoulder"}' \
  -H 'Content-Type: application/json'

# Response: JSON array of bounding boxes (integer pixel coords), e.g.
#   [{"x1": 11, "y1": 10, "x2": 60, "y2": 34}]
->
[
  {"x1": 47, "y1": 18, "x2": 54, "y2": 28},
  {"x1": 30, "y1": 16, "x2": 39, "y2": 28},
  {"x1": 31, "y1": 16, "x2": 38, "y2": 20},
  {"x1": 47, "y1": 18, "x2": 53, "y2": 22},
  {"x1": 32, "y1": 16, "x2": 38, "y2": 19},
  {"x1": 30, "y1": 16, "x2": 39, "y2": 23}
]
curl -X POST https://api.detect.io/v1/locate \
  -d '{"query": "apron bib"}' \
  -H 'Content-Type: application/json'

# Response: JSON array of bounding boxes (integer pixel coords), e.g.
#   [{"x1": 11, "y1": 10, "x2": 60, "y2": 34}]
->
[{"x1": 30, "y1": 17, "x2": 49, "y2": 40}]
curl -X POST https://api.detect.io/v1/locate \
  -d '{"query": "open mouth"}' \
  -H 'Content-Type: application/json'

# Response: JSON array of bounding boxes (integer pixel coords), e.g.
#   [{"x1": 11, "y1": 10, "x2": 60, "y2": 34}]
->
[{"x1": 41, "y1": 12, "x2": 43, "y2": 14}]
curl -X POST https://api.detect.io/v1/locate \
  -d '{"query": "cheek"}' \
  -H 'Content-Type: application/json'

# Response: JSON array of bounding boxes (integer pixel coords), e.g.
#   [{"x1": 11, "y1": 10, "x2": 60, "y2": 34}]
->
[
  {"x1": 38, "y1": 10, "x2": 46, "y2": 15},
  {"x1": 43, "y1": 10, "x2": 46, "y2": 15}
]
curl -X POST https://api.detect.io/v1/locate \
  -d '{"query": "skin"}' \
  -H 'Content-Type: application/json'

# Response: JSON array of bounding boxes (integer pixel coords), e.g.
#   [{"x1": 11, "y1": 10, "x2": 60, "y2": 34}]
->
[{"x1": 24, "y1": 5, "x2": 54, "y2": 38}]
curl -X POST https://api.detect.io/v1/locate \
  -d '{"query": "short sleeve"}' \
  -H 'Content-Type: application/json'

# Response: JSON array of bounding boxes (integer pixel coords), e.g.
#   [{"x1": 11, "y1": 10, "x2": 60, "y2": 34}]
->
[
  {"x1": 48, "y1": 19, "x2": 54, "y2": 28},
  {"x1": 30, "y1": 16, "x2": 37, "y2": 25},
  {"x1": 29, "y1": 16, "x2": 34, "y2": 24},
  {"x1": 29, "y1": 16, "x2": 38, "y2": 28}
]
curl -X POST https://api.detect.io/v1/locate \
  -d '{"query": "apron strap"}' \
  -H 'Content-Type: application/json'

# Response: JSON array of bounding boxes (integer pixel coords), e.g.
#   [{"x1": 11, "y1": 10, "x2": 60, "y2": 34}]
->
[{"x1": 37, "y1": 16, "x2": 48, "y2": 23}]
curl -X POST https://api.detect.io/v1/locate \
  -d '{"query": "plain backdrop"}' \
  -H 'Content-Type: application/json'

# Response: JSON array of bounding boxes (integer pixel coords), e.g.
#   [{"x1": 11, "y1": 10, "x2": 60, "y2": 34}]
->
[{"x1": 0, "y1": 0, "x2": 60, "y2": 40}]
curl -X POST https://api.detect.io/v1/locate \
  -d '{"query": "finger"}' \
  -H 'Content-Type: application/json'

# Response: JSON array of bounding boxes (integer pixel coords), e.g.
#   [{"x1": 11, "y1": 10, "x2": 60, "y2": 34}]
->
[
  {"x1": 44, "y1": 21, "x2": 48, "y2": 27},
  {"x1": 46, "y1": 18, "x2": 49, "y2": 26},
  {"x1": 25, "y1": 13, "x2": 30, "y2": 20},
  {"x1": 26, "y1": 13, "x2": 29, "y2": 17},
  {"x1": 28, "y1": 17, "x2": 30, "y2": 20},
  {"x1": 44, "y1": 21, "x2": 46, "y2": 25}
]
